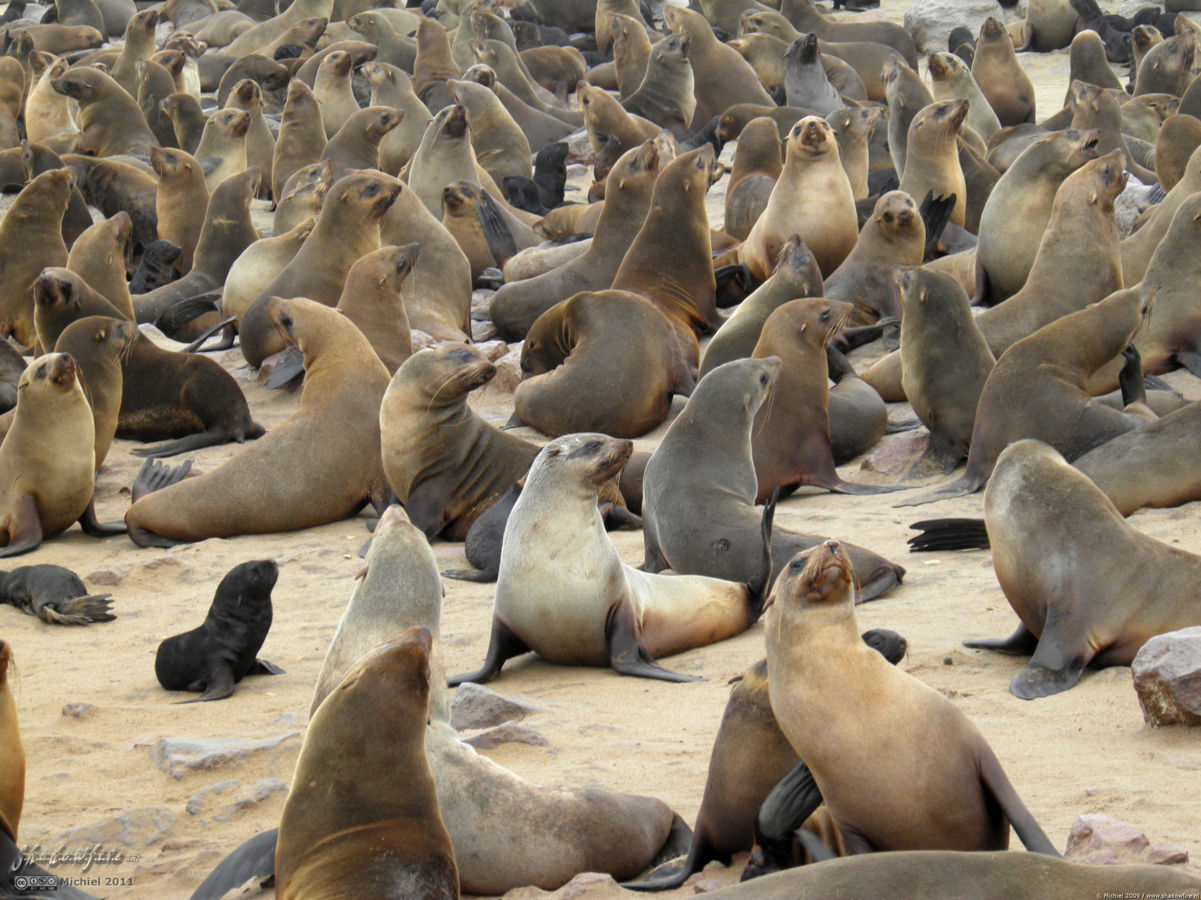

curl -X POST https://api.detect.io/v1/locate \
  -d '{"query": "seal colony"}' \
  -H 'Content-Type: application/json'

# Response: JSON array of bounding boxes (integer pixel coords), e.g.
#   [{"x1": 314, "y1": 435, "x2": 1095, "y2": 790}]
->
[{"x1": 1, "y1": 0, "x2": 1201, "y2": 896}]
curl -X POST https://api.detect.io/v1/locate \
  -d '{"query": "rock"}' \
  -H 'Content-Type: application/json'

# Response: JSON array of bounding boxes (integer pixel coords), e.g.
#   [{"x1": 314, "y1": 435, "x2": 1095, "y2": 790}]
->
[
  {"x1": 1148, "y1": 842, "x2": 1190, "y2": 865},
  {"x1": 1132, "y1": 626, "x2": 1201, "y2": 726},
  {"x1": 148, "y1": 733, "x2": 300, "y2": 779},
  {"x1": 491, "y1": 346, "x2": 523, "y2": 393},
  {"x1": 472, "y1": 316, "x2": 498, "y2": 343},
  {"x1": 859, "y1": 428, "x2": 928, "y2": 475},
  {"x1": 1065, "y1": 814, "x2": 1150, "y2": 865},
  {"x1": 54, "y1": 807, "x2": 176, "y2": 850},
  {"x1": 564, "y1": 129, "x2": 595, "y2": 166},
  {"x1": 86, "y1": 566, "x2": 127, "y2": 587},
  {"x1": 1114, "y1": 177, "x2": 1155, "y2": 238},
  {"x1": 61, "y1": 702, "x2": 95, "y2": 719},
  {"x1": 903, "y1": 0, "x2": 1004, "y2": 53},
  {"x1": 474, "y1": 340, "x2": 511, "y2": 362},
  {"x1": 450, "y1": 682, "x2": 538, "y2": 730},
  {"x1": 465, "y1": 722, "x2": 548, "y2": 749},
  {"x1": 186, "y1": 777, "x2": 288, "y2": 821},
  {"x1": 186, "y1": 780, "x2": 243, "y2": 816},
  {"x1": 410, "y1": 329, "x2": 437, "y2": 352}
]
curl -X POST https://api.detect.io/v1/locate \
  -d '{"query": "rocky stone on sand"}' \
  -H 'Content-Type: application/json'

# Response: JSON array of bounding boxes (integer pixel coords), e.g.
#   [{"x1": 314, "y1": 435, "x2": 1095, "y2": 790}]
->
[
  {"x1": 450, "y1": 681, "x2": 538, "y2": 730},
  {"x1": 904, "y1": 0, "x2": 1003, "y2": 53},
  {"x1": 186, "y1": 778, "x2": 288, "y2": 822},
  {"x1": 464, "y1": 722, "x2": 548, "y2": 749},
  {"x1": 61, "y1": 702, "x2": 95, "y2": 719},
  {"x1": 1065, "y1": 814, "x2": 1189, "y2": 866},
  {"x1": 148, "y1": 733, "x2": 300, "y2": 779},
  {"x1": 1132, "y1": 627, "x2": 1201, "y2": 726},
  {"x1": 54, "y1": 807, "x2": 176, "y2": 850},
  {"x1": 501, "y1": 872, "x2": 622, "y2": 899}
]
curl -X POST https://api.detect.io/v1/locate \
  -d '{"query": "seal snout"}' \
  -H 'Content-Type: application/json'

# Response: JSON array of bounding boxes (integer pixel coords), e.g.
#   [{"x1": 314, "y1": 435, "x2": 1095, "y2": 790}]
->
[{"x1": 44, "y1": 352, "x2": 77, "y2": 388}]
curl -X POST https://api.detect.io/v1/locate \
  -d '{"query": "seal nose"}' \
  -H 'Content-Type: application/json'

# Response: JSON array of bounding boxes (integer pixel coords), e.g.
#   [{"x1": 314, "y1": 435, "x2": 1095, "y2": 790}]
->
[{"x1": 823, "y1": 539, "x2": 841, "y2": 551}]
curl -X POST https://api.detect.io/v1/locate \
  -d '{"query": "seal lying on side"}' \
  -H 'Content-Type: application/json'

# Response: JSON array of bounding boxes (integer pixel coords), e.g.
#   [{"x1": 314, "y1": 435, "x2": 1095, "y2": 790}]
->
[
  {"x1": 0, "y1": 566, "x2": 113, "y2": 625},
  {"x1": 642, "y1": 357, "x2": 904, "y2": 600},
  {"x1": 451, "y1": 433, "x2": 774, "y2": 684},
  {"x1": 966, "y1": 439, "x2": 1201, "y2": 699},
  {"x1": 765, "y1": 540, "x2": 1059, "y2": 854},
  {"x1": 275, "y1": 628, "x2": 459, "y2": 900},
  {"x1": 154, "y1": 560, "x2": 282, "y2": 702}
]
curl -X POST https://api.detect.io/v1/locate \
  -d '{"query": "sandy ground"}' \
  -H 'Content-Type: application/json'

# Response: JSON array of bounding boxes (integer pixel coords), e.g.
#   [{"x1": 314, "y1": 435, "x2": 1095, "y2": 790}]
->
[{"x1": 3, "y1": 1, "x2": 1200, "y2": 898}]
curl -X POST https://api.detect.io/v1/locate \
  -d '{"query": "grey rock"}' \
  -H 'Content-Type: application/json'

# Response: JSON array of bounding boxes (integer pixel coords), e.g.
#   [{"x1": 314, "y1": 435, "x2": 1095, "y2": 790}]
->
[
  {"x1": 186, "y1": 780, "x2": 243, "y2": 816},
  {"x1": 54, "y1": 807, "x2": 176, "y2": 850},
  {"x1": 86, "y1": 566, "x2": 127, "y2": 587},
  {"x1": 61, "y1": 702, "x2": 95, "y2": 719},
  {"x1": 490, "y1": 346, "x2": 523, "y2": 393},
  {"x1": 410, "y1": 329, "x2": 437, "y2": 352},
  {"x1": 465, "y1": 722, "x2": 548, "y2": 750},
  {"x1": 904, "y1": 0, "x2": 1004, "y2": 54},
  {"x1": 451, "y1": 682, "x2": 538, "y2": 730},
  {"x1": 149, "y1": 733, "x2": 300, "y2": 779},
  {"x1": 1148, "y1": 842, "x2": 1190, "y2": 865},
  {"x1": 1132, "y1": 626, "x2": 1201, "y2": 726}
]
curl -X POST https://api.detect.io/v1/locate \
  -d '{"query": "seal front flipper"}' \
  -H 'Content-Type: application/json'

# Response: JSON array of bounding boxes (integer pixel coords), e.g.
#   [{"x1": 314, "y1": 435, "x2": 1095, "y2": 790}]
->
[
  {"x1": 977, "y1": 741, "x2": 1060, "y2": 855},
  {"x1": 247, "y1": 659, "x2": 284, "y2": 675},
  {"x1": 908, "y1": 517, "x2": 990, "y2": 552},
  {"x1": 741, "y1": 761, "x2": 824, "y2": 882},
  {"x1": 179, "y1": 663, "x2": 236, "y2": 703},
  {"x1": 892, "y1": 473, "x2": 985, "y2": 507},
  {"x1": 447, "y1": 617, "x2": 532, "y2": 686},
  {"x1": 918, "y1": 190, "x2": 956, "y2": 259},
  {"x1": 964, "y1": 622, "x2": 1038, "y2": 655},
  {"x1": 1009, "y1": 634, "x2": 1090, "y2": 701},
  {"x1": 1118, "y1": 344, "x2": 1147, "y2": 407},
  {"x1": 264, "y1": 346, "x2": 305, "y2": 390},
  {"x1": 476, "y1": 187, "x2": 519, "y2": 266},
  {"x1": 189, "y1": 828, "x2": 278, "y2": 900},
  {"x1": 78, "y1": 499, "x2": 126, "y2": 537},
  {"x1": 0, "y1": 494, "x2": 43, "y2": 557},
  {"x1": 606, "y1": 595, "x2": 702, "y2": 683}
]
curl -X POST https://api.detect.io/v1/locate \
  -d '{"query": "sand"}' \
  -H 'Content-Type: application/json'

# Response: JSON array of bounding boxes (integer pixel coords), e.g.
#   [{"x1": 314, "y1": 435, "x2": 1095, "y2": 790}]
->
[{"x1": 4, "y1": 2, "x2": 1199, "y2": 898}]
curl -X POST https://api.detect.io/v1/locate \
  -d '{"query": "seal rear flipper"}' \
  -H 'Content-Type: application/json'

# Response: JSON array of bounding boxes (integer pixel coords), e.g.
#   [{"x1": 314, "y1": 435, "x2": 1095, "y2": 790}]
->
[
  {"x1": 741, "y1": 761, "x2": 824, "y2": 882},
  {"x1": 1009, "y1": 640, "x2": 1090, "y2": 701},
  {"x1": 918, "y1": 191, "x2": 956, "y2": 260},
  {"x1": 447, "y1": 617, "x2": 531, "y2": 686},
  {"x1": 131, "y1": 458, "x2": 193, "y2": 502},
  {"x1": 892, "y1": 473, "x2": 985, "y2": 507},
  {"x1": 264, "y1": 346, "x2": 305, "y2": 390},
  {"x1": 601, "y1": 504, "x2": 642, "y2": 530},
  {"x1": 155, "y1": 293, "x2": 223, "y2": 341},
  {"x1": 977, "y1": 741, "x2": 1060, "y2": 855},
  {"x1": 78, "y1": 499, "x2": 126, "y2": 536},
  {"x1": 38, "y1": 593, "x2": 115, "y2": 625},
  {"x1": 179, "y1": 664, "x2": 236, "y2": 703},
  {"x1": 621, "y1": 819, "x2": 719, "y2": 891},
  {"x1": 189, "y1": 828, "x2": 278, "y2": 900},
  {"x1": 441, "y1": 567, "x2": 498, "y2": 583},
  {"x1": 0, "y1": 493, "x2": 43, "y2": 557},
  {"x1": 830, "y1": 320, "x2": 897, "y2": 354},
  {"x1": 247, "y1": 658, "x2": 284, "y2": 676},
  {"x1": 181, "y1": 316, "x2": 238, "y2": 354},
  {"x1": 131, "y1": 422, "x2": 264, "y2": 458},
  {"x1": 908, "y1": 517, "x2": 990, "y2": 552},
  {"x1": 964, "y1": 622, "x2": 1038, "y2": 655},
  {"x1": 606, "y1": 596, "x2": 702, "y2": 682}
]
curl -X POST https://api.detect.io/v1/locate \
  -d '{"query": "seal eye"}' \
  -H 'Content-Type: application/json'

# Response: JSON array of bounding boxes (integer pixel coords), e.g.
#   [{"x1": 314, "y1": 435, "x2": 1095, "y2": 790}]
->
[
  {"x1": 279, "y1": 313, "x2": 293, "y2": 330},
  {"x1": 819, "y1": 310, "x2": 831, "y2": 323},
  {"x1": 789, "y1": 556, "x2": 808, "y2": 572},
  {"x1": 759, "y1": 373, "x2": 768, "y2": 386},
  {"x1": 584, "y1": 440, "x2": 602, "y2": 453},
  {"x1": 882, "y1": 212, "x2": 893, "y2": 223},
  {"x1": 363, "y1": 183, "x2": 380, "y2": 197}
]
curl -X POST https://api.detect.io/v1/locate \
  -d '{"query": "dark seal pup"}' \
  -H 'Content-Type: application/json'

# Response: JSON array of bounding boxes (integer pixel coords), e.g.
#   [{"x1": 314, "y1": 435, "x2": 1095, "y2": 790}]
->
[
  {"x1": 0, "y1": 565, "x2": 113, "y2": 625},
  {"x1": 154, "y1": 560, "x2": 283, "y2": 702}
]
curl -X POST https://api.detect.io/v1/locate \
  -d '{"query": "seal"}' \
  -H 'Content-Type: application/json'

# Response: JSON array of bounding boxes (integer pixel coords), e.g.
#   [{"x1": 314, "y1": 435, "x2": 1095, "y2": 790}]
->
[
  {"x1": 194, "y1": 107, "x2": 250, "y2": 193},
  {"x1": 364, "y1": 61, "x2": 430, "y2": 175},
  {"x1": 220, "y1": 218, "x2": 316, "y2": 327},
  {"x1": 514, "y1": 290, "x2": 697, "y2": 439},
  {"x1": 752, "y1": 299, "x2": 895, "y2": 500},
  {"x1": 51, "y1": 315, "x2": 136, "y2": 469},
  {"x1": 701, "y1": 236, "x2": 822, "y2": 378},
  {"x1": 824, "y1": 191, "x2": 924, "y2": 326},
  {"x1": 723, "y1": 115, "x2": 781, "y2": 242},
  {"x1": 150, "y1": 146, "x2": 209, "y2": 274},
  {"x1": 900, "y1": 99, "x2": 969, "y2": 227},
  {"x1": 380, "y1": 344, "x2": 538, "y2": 541},
  {"x1": 0, "y1": 639, "x2": 21, "y2": 841},
  {"x1": 827, "y1": 106, "x2": 880, "y2": 202},
  {"x1": 447, "y1": 75, "x2": 532, "y2": 184},
  {"x1": 765, "y1": 539, "x2": 1059, "y2": 854},
  {"x1": 154, "y1": 560, "x2": 283, "y2": 702},
  {"x1": 224, "y1": 77, "x2": 275, "y2": 200},
  {"x1": 124, "y1": 298, "x2": 392, "y2": 546},
  {"x1": 740, "y1": 116, "x2": 856, "y2": 280},
  {"x1": 272, "y1": 161, "x2": 331, "y2": 237},
  {"x1": 897, "y1": 268, "x2": 995, "y2": 478},
  {"x1": 928, "y1": 51, "x2": 1000, "y2": 143},
  {"x1": 783, "y1": 33, "x2": 843, "y2": 114},
  {"x1": 450, "y1": 433, "x2": 773, "y2": 684},
  {"x1": 622, "y1": 30, "x2": 695, "y2": 138},
  {"x1": 1069, "y1": 80, "x2": 1157, "y2": 184},
  {"x1": 642, "y1": 356, "x2": 905, "y2": 598},
  {"x1": 610, "y1": 12, "x2": 654, "y2": 98},
  {"x1": 51, "y1": 65, "x2": 158, "y2": 157},
  {"x1": 320, "y1": 105, "x2": 402, "y2": 182},
  {"x1": 1121, "y1": 140, "x2": 1201, "y2": 287},
  {"x1": 612, "y1": 144, "x2": 723, "y2": 344},
  {"x1": 1154, "y1": 113, "x2": 1201, "y2": 191},
  {"x1": 898, "y1": 284, "x2": 1155, "y2": 505},
  {"x1": 271, "y1": 78, "x2": 326, "y2": 205},
  {"x1": 239, "y1": 169, "x2": 402, "y2": 367},
  {"x1": 160, "y1": 91, "x2": 207, "y2": 154},
  {"x1": 0, "y1": 168, "x2": 71, "y2": 349},
  {"x1": 0, "y1": 353, "x2": 124, "y2": 556},
  {"x1": 491, "y1": 139, "x2": 662, "y2": 341},
  {"x1": 972, "y1": 17, "x2": 1036, "y2": 126},
  {"x1": 275, "y1": 628, "x2": 459, "y2": 900},
  {"x1": 778, "y1": 0, "x2": 919, "y2": 66},
  {"x1": 965, "y1": 439, "x2": 1201, "y2": 698},
  {"x1": 0, "y1": 565, "x2": 113, "y2": 625},
  {"x1": 334, "y1": 242, "x2": 418, "y2": 373}
]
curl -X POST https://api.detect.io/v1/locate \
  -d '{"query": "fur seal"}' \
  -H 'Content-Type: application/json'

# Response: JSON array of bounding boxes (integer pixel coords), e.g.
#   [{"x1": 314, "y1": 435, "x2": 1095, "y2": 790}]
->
[
  {"x1": 239, "y1": 170, "x2": 401, "y2": 367},
  {"x1": 1154, "y1": 113, "x2": 1201, "y2": 191},
  {"x1": 490, "y1": 139, "x2": 662, "y2": 341},
  {"x1": 447, "y1": 77, "x2": 530, "y2": 184},
  {"x1": 897, "y1": 268, "x2": 995, "y2": 478},
  {"x1": 65, "y1": 211, "x2": 134, "y2": 321},
  {"x1": 194, "y1": 107, "x2": 250, "y2": 193},
  {"x1": 125, "y1": 298, "x2": 392, "y2": 546},
  {"x1": 514, "y1": 290, "x2": 696, "y2": 439},
  {"x1": 0, "y1": 640, "x2": 20, "y2": 840},
  {"x1": 622, "y1": 31, "x2": 695, "y2": 138},
  {"x1": 154, "y1": 560, "x2": 282, "y2": 702},
  {"x1": 319, "y1": 105, "x2": 402, "y2": 182},
  {"x1": 275, "y1": 628, "x2": 459, "y2": 900},
  {"x1": 150, "y1": 146, "x2": 208, "y2": 273},
  {"x1": 25, "y1": 54, "x2": 77, "y2": 147},
  {"x1": 723, "y1": 116, "x2": 781, "y2": 241},
  {"x1": 827, "y1": 106, "x2": 880, "y2": 202},
  {"x1": 1122, "y1": 142, "x2": 1201, "y2": 287},
  {"x1": 0, "y1": 353, "x2": 123, "y2": 556},
  {"x1": 1069, "y1": 80, "x2": 1157, "y2": 184},
  {"x1": 612, "y1": 144, "x2": 723, "y2": 342},
  {"x1": 899, "y1": 284, "x2": 1155, "y2": 505},
  {"x1": 783, "y1": 33, "x2": 843, "y2": 114},
  {"x1": 160, "y1": 92, "x2": 206, "y2": 154},
  {"x1": 313, "y1": 49, "x2": 362, "y2": 139},
  {"x1": 271, "y1": 79, "x2": 326, "y2": 206},
  {"x1": 380, "y1": 344, "x2": 537, "y2": 541},
  {"x1": 966, "y1": 439, "x2": 1201, "y2": 698},
  {"x1": 778, "y1": 0, "x2": 918, "y2": 67},
  {"x1": 1133, "y1": 31, "x2": 1193, "y2": 97},
  {"x1": 224, "y1": 78, "x2": 274, "y2": 200},
  {"x1": 0, "y1": 168, "x2": 71, "y2": 348},
  {"x1": 0, "y1": 565, "x2": 113, "y2": 625},
  {"x1": 220, "y1": 218, "x2": 316, "y2": 326},
  {"x1": 50, "y1": 314, "x2": 134, "y2": 469},
  {"x1": 642, "y1": 356, "x2": 905, "y2": 598},
  {"x1": 333, "y1": 243, "x2": 417, "y2": 374},
  {"x1": 740, "y1": 116, "x2": 857, "y2": 279},
  {"x1": 765, "y1": 539, "x2": 1059, "y2": 853},
  {"x1": 364, "y1": 61, "x2": 431, "y2": 176},
  {"x1": 272, "y1": 161, "x2": 331, "y2": 237},
  {"x1": 900, "y1": 99, "x2": 969, "y2": 227},
  {"x1": 451, "y1": 433, "x2": 773, "y2": 684},
  {"x1": 972, "y1": 17, "x2": 1036, "y2": 126},
  {"x1": 51, "y1": 65, "x2": 158, "y2": 157},
  {"x1": 928, "y1": 51, "x2": 1000, "y2": 143}
]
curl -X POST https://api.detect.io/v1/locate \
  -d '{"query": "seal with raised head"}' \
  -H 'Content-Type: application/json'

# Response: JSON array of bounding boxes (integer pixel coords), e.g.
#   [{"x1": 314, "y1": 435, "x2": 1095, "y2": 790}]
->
[
  {"x1": 380, "y1": 344, "x2": 538, "y2": 541},
  {"x1": 333, "y1": 242, "x2": 417, "y2": 374},
  {"x1": 451, "y1": 433, "x2": 774, "y2": 684},
  {"x1": 65, "y1": 211, "x2": 135, "y2": 321},
  {"x1": 50, "y1": 315, "x2": 135, "y2": 470},
  {"x1": 0, "y1": 168, "x2": 71, "y2": 349},
  {"x1": 275, "y1": 628, "x2": 459, "y2": 900},
  {"x1": 150, "y1": 147, "x2": 208, "y2": 274},
  {"x1": 51, "y1": 65, "x2": 158, "y2": 157},
  {"x1": 972, "y1": 16, "x2": 1036, "y2": 126},
  {"x1": 125, "y1": 298, "x2": 392, "y2": 546},
  {"x1": 900, "y1": 99, "x2": 969, "y2": 227},
  {"x1": 965, "y1": 439, "x2": 1201, "y2": 699},
  {"x1": 514, "y1": 290, "x2": 697, "y2": 439},
  {"x1": 154, "y1": 560, "x2": 282, "y2": 702},
  {"x1": 765, "y1": 539, "x2": 1059, "y2": 854}
]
